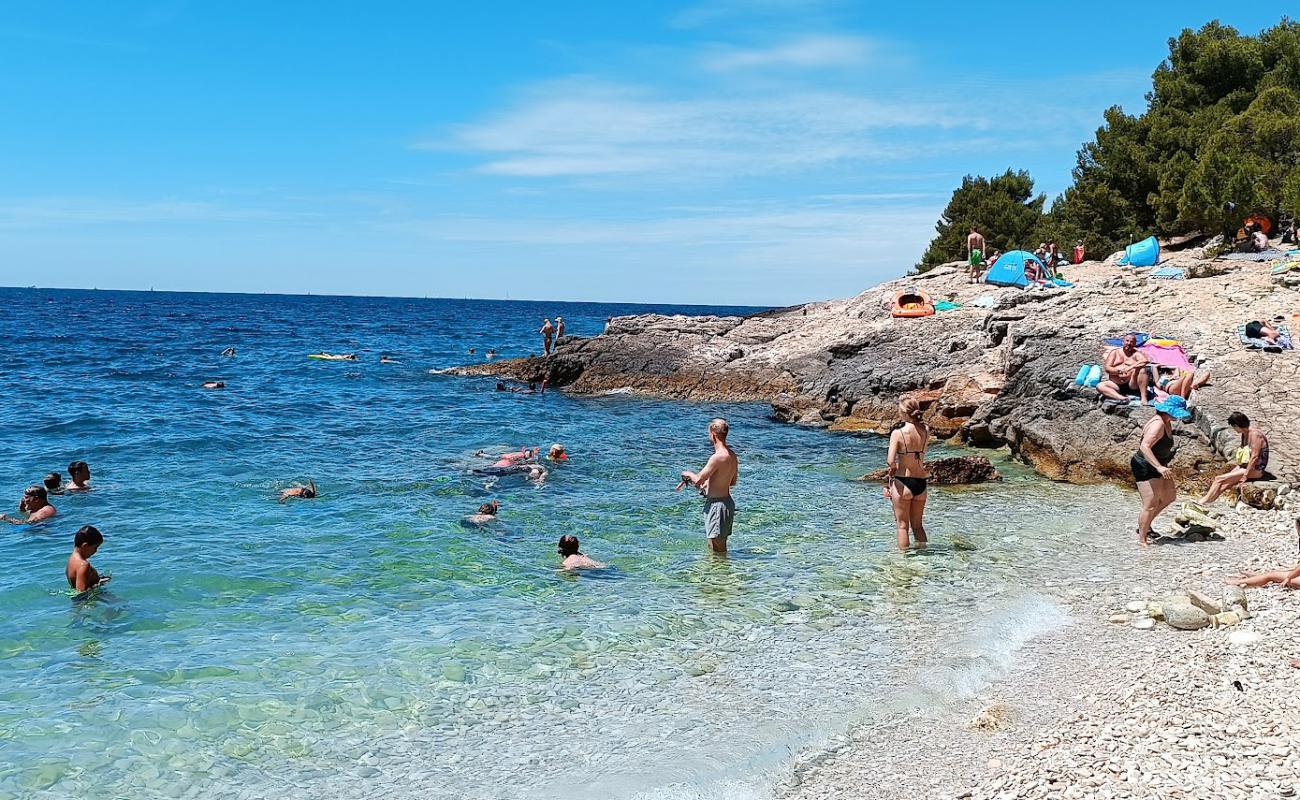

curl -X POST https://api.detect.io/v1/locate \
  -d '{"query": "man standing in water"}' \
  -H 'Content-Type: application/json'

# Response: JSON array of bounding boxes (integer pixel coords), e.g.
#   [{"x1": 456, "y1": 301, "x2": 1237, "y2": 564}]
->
[{"x1": 677, "y1": 418, "x2": 739, "y2": 553}]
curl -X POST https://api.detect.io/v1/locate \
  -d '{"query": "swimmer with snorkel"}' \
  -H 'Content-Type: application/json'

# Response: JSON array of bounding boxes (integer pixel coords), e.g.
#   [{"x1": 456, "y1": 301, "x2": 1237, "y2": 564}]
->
[{"x1": 279, "y1": 480, "x2": 317, "y2": 502}]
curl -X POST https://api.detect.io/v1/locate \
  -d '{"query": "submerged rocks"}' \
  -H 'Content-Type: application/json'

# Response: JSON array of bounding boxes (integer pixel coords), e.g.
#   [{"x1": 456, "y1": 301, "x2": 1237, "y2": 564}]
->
[{"x1": 857, "y1": 455, "x2": 1002, "y2": 485}]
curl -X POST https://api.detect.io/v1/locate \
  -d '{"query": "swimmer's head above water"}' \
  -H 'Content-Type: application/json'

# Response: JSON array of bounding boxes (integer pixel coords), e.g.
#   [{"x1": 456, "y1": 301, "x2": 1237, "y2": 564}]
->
[
  {"x1": 44, "y1": 472, "x2": 63, "y2": 492},
  {"x1": 548, "y1": 444, "x2": 567, "y2": 461},
  {"x1": 557, "y1": 534, "x2": 582, "y2": 557}
]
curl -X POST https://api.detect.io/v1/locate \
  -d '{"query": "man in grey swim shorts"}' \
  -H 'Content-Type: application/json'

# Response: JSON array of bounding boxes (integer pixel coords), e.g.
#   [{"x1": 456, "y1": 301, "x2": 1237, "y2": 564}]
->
[{"x1": 677, "y1": 418, "x2": 739, "y2": 553}]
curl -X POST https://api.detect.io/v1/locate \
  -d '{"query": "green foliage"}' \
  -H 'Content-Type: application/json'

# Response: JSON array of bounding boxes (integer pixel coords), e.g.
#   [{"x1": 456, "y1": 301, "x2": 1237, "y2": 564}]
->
[
  {"x1": 921, "y1": 18, "x2": 1300, "y2": 266},
  {"x1": 917, "y1": 170, "x2": 1044, "y2": 270}
]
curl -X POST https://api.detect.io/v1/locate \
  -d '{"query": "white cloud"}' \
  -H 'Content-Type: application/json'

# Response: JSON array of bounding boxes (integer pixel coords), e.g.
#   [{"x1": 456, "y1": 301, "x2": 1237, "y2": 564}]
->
[
  {"x1": 701, "y1": 34, "x2": 876, "y2": 71},
  {"x1": 670, "y1": 0, "x2": 836, "y2": 29},
  {"x1": 430, "y1": 79, "x2": 967, "y2": 179}
]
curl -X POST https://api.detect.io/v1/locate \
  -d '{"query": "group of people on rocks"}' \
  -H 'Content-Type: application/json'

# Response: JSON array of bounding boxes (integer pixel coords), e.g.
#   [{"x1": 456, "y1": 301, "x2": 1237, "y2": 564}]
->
[{"x1": 964, "y1": 227, "x2": 1077, "y2": 285}]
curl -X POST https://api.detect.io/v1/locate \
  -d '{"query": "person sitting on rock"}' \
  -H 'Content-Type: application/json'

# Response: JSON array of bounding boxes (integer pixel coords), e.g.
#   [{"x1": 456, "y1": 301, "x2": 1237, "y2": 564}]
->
[
  {"x1": 1198, "y1": 412, "x2": 1269, "y2": 505},
  {"x1": 1097, "y1": 335, "x2": 1151, "y2": 405},
  {"x1": 1250, "y1": 225, "x2": 1269, "y2": 252}
]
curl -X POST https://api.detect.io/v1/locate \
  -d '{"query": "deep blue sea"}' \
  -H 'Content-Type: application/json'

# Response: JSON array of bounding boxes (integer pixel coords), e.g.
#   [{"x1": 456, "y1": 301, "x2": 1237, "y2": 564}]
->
[{"x1": 0, "y1": 288, "x2": 1135, "y2": 800}]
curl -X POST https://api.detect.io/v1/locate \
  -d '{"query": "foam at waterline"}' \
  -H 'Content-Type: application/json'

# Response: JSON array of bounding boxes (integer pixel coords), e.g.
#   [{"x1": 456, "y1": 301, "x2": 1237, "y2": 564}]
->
[
  {"x1": 629, "y1": 778, "x2": 772, "y2": 800},
  {"x1": 889, "y1": 592, "x2": 1071, "y2": 712}
]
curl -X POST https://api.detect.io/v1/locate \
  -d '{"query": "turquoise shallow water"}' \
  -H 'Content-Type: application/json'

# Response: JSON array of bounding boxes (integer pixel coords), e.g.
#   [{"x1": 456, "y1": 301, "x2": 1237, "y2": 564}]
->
[{"x1": 0, "y1": 288, "x2": 1136, "y2": 799}]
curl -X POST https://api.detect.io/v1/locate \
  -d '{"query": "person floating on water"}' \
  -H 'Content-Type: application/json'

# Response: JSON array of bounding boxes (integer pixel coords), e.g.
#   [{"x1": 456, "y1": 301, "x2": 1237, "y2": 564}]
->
[
  {"x1": 885, "y1": 397, "x2": 930, "y2": 549},
  {"x1": 279, "y1": 480, "x2": 317, "y2": 502},
  {"x1": 966, "y1": 226, "x2": 986, "y2": 283},
  {"x1": 468, "y1": 347, "x2": 477, "y2": 355},
  {"x1": 547, "y1": 444, "x2": 567, "y2": 462},
  {"x1": 465, "y1": 500, "x2": 500, "y2": 525},
  {"x1": 494, "y1": 447, "x2": 538, "y2": 467},
  {"x1": 1097, "y1": 334, "x2": 1151, "y2": 405},
  {"x1": 379, "y1": 354, "x2": 400, "y2": 364},
  {"x1": 309, "y1": 353, "x2": 358, "y2": 361},
  {"x1": 1198, "y1": 412, "x2": 1269, "y2": 506},
  {"x1": 44, "y1": 472, "x2": 63, "y2": 494},
  {"x1": 67, "y1": 460, "x2": 91, "y2": 491},
  {"x1": 1131, "y1": 395, "x2": 1191, "y2": 545},
  {"x1": 220, "y1": 346, "x2": 236, "y2": 357},
  {"x1": 203, "y1": 381, "x2": 225, "y2": 389},
  {"x1": 486, "y1": 348, "x2": 496, "y2": 360},
  {"x1": 1, "y1": 485, "x2": 57, "y2": 524},
  {"x1": 677, "y1": 418, "x2": 738, "y2": 554},
  {"x1": 67, "y1": 525, "x2": 109, "y2": 593},
  {"x1": 558, "y1": 534, "x2": 604, "y2": 570},
  {"x1": 540, "y1": 318, "x2": 555, "y2": 356}
]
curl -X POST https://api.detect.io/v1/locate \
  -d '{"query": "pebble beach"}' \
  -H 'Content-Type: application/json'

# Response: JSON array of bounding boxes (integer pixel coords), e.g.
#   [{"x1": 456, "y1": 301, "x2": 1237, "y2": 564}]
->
[{"x1": 777, "y1": 502, "x2": 1300, "y2": 800}]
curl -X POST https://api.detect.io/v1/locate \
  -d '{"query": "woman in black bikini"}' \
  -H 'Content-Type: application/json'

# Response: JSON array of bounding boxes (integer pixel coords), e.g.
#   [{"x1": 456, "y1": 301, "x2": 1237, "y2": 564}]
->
[
  {"x1": 885, "y1": 398, "x2": 930, "y2": 549},
  {"x1": 1132, "y1": 395, "x2": 1191, "y2": 545}
]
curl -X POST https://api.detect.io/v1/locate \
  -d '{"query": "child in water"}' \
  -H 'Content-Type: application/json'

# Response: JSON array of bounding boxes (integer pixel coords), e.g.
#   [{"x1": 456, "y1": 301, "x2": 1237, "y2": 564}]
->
[{"x1": 67, "y1": 525, "x2": 110, "y2": 593}]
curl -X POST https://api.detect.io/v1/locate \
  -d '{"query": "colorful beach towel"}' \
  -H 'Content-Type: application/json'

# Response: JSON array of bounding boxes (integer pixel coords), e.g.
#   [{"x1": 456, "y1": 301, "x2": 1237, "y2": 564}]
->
[
  {"x1": 1150, "y1": 267, "x2": 1185, "y2": 280},
  {"x1": 1140, "y1": 343, "x2": 1194, "y2": 371},
  {"x1": 1218, "y1": 249, "x2": 1287, "y2": 262},
  {"x1": 1103, "y1": 332, "x2": 1152, "y2": 347},
  {"x1": 934, "y1": 300, "x2": 962, "y2": 312}
]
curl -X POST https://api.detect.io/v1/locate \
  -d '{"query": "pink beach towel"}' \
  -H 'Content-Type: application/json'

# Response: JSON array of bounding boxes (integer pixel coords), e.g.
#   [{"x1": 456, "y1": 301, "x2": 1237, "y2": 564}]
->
[{"x1": 1140, "y1": 343, "x2": 1193, "y2": 371}]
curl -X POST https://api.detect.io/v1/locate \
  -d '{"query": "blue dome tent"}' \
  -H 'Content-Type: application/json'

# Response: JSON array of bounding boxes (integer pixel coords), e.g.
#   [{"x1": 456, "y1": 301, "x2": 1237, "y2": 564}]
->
[
  {"x1": 1117, "y1": 236, "x2": 1159, "y2": 267},
  {"x1": 983, "y1": 250, "x2": 1042, "y2": 287}
]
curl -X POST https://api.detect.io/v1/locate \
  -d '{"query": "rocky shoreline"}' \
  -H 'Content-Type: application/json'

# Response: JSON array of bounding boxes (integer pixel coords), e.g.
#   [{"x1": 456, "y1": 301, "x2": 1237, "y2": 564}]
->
[
  {"x1": 773, "y1": 503, "x2": 1300, "y2": 800},
  {"x1": 456, "y1": 253, "x2": 1298, "y2": 502}
]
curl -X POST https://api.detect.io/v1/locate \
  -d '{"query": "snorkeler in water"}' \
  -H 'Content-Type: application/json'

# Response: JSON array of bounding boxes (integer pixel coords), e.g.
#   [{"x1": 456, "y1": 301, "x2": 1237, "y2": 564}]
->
[{"x1": 279, "y1": 480, "x2": 317, "y2": 502}]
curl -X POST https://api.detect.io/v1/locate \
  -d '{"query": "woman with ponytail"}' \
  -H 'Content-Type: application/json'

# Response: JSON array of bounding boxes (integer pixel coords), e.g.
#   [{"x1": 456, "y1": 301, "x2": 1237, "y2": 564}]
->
[{"x1": 885, "y1": 397, "x2": 930, "y2": 549}]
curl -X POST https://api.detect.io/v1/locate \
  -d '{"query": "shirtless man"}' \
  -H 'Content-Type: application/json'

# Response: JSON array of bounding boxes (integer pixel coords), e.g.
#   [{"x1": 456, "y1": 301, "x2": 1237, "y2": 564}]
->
[
  {"x1": 967, "y1": 227, "x2": 987, "y2": 281},
  {"x1": 540, "y1": 319, "x2": 555, "y2": 356},
  {"x1": 677, "y1": 418, "x2": 739, "y2": 553},
  {"x1": 1, "y1": 486, "x2": 57, "y2": 524},
  {"x1": 67, "y1": 525, "x2": 109, "y2": 593},
  {"x1": 1097, "y1": 334, "x2": 1151, "y2": 405},
  {"x1": 67, "y1": 460, "x2": 91, "y2": 491}
]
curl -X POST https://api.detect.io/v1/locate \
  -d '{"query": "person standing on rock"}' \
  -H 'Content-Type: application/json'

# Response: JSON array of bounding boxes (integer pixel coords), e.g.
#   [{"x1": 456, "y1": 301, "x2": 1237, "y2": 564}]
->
[
  {"x1": 677, "y1": 418, "x2": 739, "y2": 554},
  {"x1": 966, "y1": 227, "x2": 986, "y2": 282},
  {"x1": 1131, "y1": 396, "x2": 1191, "y2": 545},
  {"x1": 555, "y1": 316, "x2": 565, "y2": 344},
  {"x1": 885, "y1": 398, "x2": 930, "y2": 549},
  {"x1": 1198, "y1": 412, "x2": 1269, "y2": 506},
  {"x1": 540, "y1": 318, "x2": 555, "y2": 356},
  {"x1": 1097, "y1": 335, "x2": 1152, "y2": 405}
]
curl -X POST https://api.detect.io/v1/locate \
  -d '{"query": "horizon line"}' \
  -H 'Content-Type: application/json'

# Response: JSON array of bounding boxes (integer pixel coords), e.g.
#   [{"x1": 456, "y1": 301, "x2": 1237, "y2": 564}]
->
[{"x1": 0, "y1": 284, "x2": 776, "y2": 311}]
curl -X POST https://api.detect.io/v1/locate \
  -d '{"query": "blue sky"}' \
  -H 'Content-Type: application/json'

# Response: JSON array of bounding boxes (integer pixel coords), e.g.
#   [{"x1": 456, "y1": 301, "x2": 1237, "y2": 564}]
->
[{"x1": 0, "y1": 2, "x2": 1285, "y2": 305}]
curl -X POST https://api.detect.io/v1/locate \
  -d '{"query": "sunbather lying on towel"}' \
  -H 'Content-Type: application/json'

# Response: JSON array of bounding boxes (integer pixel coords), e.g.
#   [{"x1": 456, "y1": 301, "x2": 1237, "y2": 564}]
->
[
  {"x1": 1245, "y1": 320, "x2": 1282, "y2": 345},
  {"x1": 1153, "y1": 366, "x2": 1211, "y2": 401},
  {"x1": 1097, "y1": 334, "x2": 1151, "y2": 405}
]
